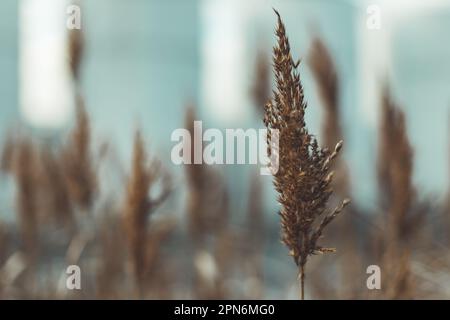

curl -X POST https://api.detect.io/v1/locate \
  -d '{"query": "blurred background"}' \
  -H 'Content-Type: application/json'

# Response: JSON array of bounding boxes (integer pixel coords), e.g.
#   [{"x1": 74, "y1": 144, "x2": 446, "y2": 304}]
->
[{"x1": 1, "y1": 0, "x2": 450, "y2": 299}]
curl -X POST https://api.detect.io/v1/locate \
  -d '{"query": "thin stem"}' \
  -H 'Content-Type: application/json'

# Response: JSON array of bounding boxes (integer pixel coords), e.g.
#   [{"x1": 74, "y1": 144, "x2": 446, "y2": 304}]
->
[{"x1": 300, "y1": 264, "x2": 305, "y2": 300}]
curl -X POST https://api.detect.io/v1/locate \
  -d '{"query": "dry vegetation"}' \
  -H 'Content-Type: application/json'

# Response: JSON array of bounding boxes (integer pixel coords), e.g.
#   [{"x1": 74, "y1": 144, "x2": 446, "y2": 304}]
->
[
  {"x1": 263, "y1": 10, "x2": 350, "y2": 299},
  {"x1": 0, "y1": 10, "x2": 449, "y2": 300}
]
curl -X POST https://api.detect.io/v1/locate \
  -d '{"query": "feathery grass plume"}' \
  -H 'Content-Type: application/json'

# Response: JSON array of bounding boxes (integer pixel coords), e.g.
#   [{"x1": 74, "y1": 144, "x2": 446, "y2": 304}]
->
[
  {"x1": 379, "y1": 88, "x2": 418, "y2": 242},
  {"x1": 251, "y1": 51, "x2": 271, "y2": 113},
  {"x1": 68, "y1": 29, "x2": 83, "y2": 82},
  {"x1": 264, "y1": 10, "x2": 350, "y2": 299},
  {"x1": 63, "y1": 0, "x2": 96, "y2": 212},
  {"x1": 61, "y1": 96, "x2": 97, "y2": 211},
  {"x1": 123, "y1": 130, "x2": 171, "y2": 297},
  {"x1": 378, "y1": 87, "x2": 419, "y2": 298}
]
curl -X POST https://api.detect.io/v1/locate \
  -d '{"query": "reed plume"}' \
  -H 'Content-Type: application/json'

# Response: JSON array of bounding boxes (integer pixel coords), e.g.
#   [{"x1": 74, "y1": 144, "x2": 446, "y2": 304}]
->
[
  {"x1": 68, "y1": 28, "x2": 84, "y2": 82},
  {"x1": 378, "y1": 87, "x2": 419, "y2": 298},
  {"x1": 63, "y1": 0, "x2": 95, "y2": 212},
  {"x1": 61, "y1": 97, "x2": 97, "y2": 211},
  {"x1": 264, "y1": 10, "x2": 350, "y2": 299},
  {"x1": 378, "y1": 88, "x2": 417, "y2": 241},
  {"x1": 123, "y1": 130, "x2": 171, "y2": 297}
]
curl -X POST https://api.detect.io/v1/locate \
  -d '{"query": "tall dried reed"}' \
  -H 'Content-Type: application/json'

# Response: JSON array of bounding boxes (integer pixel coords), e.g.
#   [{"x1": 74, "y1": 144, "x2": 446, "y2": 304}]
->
[
  {"x1": 61, "y1": 97, "x2": 97, "y2": 212},
  {"x1": 264, "y1": 10, "x2": 350, "y2": 299},
  {"x1": 378, "y1": 87, "x2": 419, "y2": 298},
  {"x1": 123, "y1": 130, "x2": 171, "y2": 297}
]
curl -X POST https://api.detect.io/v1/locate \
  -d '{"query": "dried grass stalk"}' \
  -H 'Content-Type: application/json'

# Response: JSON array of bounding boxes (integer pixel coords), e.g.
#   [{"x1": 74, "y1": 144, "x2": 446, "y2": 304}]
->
[
  {"x1": 378, "y1": 87, "x2": 419, "y2": 298},
  {"x1": 123, "y1": 130, "x2": 171, "y2": 297},
  {"x1": 264, "y1": 10, "x2": 350, "y2": 299},
  {"x1": 379, "y1": 88, "x2": 417, "y2": 241},
  {"x1": 61, "y1": 96, "x2": 97, "y2": 211}
]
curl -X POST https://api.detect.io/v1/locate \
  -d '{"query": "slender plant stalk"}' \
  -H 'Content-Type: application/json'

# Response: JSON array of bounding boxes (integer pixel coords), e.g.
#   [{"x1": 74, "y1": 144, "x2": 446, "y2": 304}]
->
[
  {"x1": 378, "y1": 86, "x2": 418, "y2": 299},
  {"x1": 123, "y1": 130, "x2": 171, "y2": 297},
  {"x1": 264, "y1": 10, "x2": 349, "y2": 299}
]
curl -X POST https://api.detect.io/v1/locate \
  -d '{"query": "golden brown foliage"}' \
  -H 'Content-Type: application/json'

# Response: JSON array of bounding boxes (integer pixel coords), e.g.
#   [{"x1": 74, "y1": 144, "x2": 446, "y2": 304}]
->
[
  {"x1": 378, "y1": 87, "x2": 419, "y2": 299},
  {"x1": 379, "y1": 88, "x2": 417, "y2": 241},
  {"x1": 264, "y1": 10, "x2": 349, "y2": 299},
  {"x1": 61, "y1": 97, "x2": 97, "y2": 211},
  {"x1": 123, "y1": 130, "x2": 171, "y2": 297}
]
